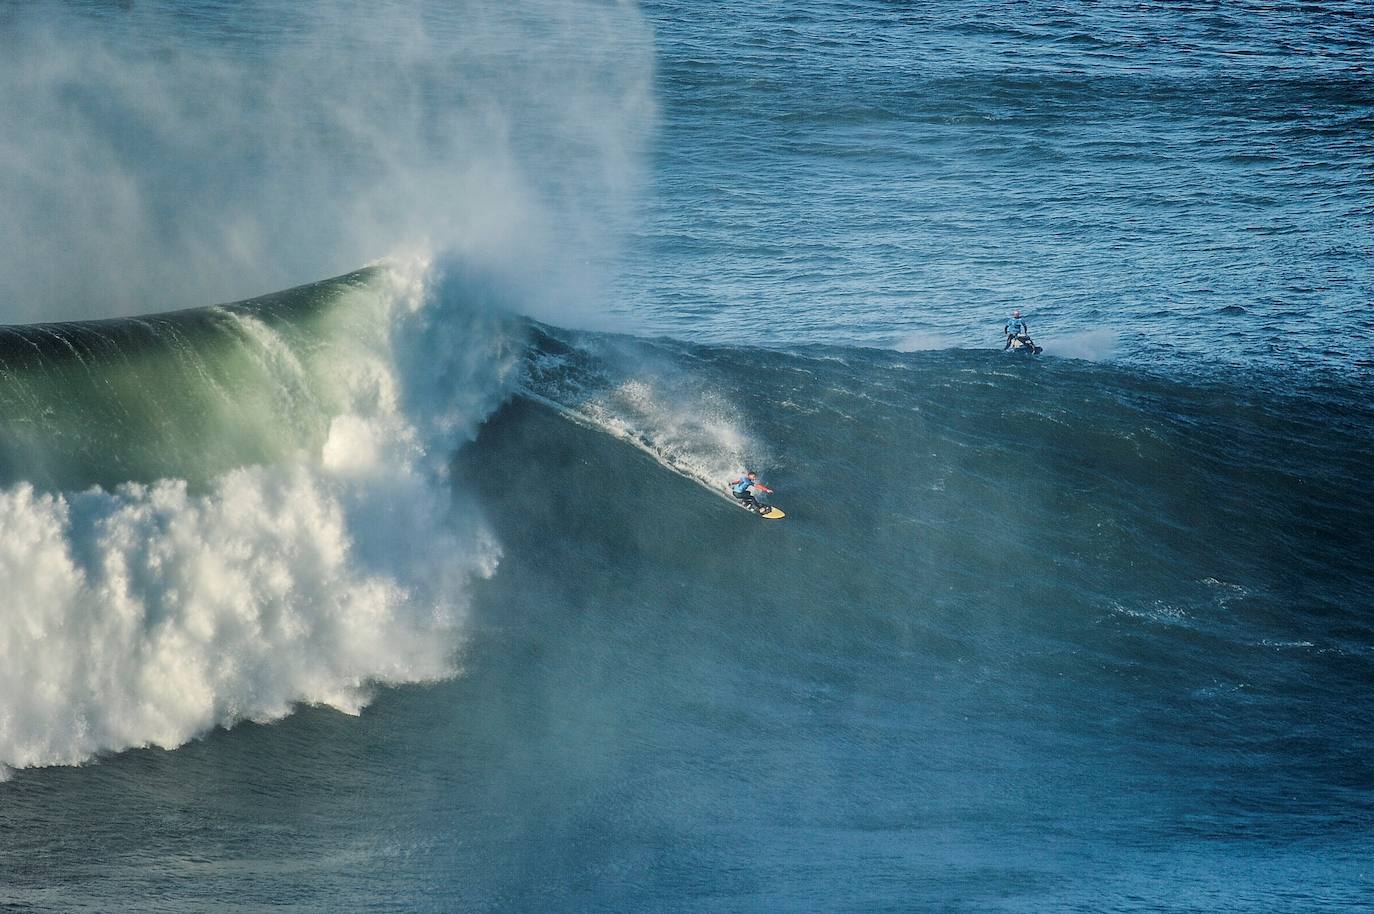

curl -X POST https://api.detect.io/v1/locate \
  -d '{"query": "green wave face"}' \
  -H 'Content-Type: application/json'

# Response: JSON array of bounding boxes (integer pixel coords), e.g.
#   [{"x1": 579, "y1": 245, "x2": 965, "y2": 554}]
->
[
  {"x1": 0, "y1": 260, "x2": 531, "y2": 773},
  {"x1": 0, "y1": 269, "x2": 385, "y2": 491}
]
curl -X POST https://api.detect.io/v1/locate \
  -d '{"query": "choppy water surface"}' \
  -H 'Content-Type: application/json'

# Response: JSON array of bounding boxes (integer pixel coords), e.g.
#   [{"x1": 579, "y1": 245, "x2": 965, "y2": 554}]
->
[{"x1": 622, "y1": 0, "x2": 1374, "y2": 378}]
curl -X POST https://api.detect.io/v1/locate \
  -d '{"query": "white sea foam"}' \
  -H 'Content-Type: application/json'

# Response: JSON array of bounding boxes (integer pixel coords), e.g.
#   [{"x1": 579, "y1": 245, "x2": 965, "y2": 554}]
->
[
  {"x1": 893, "y1": 330, "x2": 964, "y2": 352},
  {"x1": 0, "y1": 258, "x2": 518, "y2": 774},
  {"x1": 521, "y1": 339, "x2": 762, "y2": 500},
  {"x1": 1047, "y1": 329, "x2": 1120, "y2": 362},
  {"x1": 588, "y1": 378, "x2": 754, "y2": 488}
]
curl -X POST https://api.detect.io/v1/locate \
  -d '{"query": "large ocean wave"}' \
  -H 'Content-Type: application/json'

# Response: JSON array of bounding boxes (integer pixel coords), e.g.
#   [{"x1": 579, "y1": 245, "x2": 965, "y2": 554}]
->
[
  {"x1": 0, "y1": 260, "x2": 519, "y2": 772},
  {"x1": 2, "y1": 262, "x2": 1371, "y2": 808},
  {"x1": 2, "y1": 263, "x2": 1372, "y2": 914},
  {"x1": 0, "y1": 0, "x2": 661, "y2": 779}
]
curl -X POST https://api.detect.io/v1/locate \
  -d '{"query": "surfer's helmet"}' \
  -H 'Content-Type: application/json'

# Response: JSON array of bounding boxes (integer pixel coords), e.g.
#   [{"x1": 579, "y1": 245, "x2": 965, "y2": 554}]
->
[{"x1": 1012, "y1": 309, "x2": 1022, "y2": 318}]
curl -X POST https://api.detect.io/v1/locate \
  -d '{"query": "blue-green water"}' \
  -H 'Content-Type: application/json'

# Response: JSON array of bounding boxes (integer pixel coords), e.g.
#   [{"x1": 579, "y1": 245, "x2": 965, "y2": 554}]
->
[{"x1": 1, "y1": 2, "x2": 1371, "y2": 911}]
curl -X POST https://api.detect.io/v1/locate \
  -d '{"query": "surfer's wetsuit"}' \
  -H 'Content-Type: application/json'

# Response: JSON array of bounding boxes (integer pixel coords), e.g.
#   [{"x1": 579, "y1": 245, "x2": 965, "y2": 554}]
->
[{"x1": 732, "y1": 476, "x2": 764, "y2": 509}]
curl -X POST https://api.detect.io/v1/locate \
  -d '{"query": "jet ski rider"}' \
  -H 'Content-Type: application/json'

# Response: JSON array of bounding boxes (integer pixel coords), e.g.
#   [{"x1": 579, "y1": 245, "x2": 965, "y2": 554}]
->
[{"x1": 1004, "y1": 308, "x2": 1035, "y2": 351}]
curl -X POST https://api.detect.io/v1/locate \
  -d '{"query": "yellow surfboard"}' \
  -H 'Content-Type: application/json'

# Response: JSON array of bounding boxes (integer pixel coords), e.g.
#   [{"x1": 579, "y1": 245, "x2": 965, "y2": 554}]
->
[{"x1": 727, "y1": 485, "x2": 784, "y2": 519}]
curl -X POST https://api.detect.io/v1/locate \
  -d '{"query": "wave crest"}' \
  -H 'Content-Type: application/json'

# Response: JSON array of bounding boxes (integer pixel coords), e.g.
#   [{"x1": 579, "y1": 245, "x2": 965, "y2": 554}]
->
[{"x1": 0, "y1": 259, "x2": 517, "y2": 774}]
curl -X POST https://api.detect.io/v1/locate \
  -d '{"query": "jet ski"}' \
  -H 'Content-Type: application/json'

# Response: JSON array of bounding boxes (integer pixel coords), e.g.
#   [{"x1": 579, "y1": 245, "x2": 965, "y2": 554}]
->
[{"x1": 1005, "y1": 336, "x2": 1042, "y2": 355}]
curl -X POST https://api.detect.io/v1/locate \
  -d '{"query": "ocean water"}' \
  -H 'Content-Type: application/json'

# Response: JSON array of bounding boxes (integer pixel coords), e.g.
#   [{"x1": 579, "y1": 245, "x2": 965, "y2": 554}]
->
[
  {"x1": 621, "y1": 0, "x2": 1374, "y2": 378},
  {"x1": 1, "y1": 1, "x2": 1372, "y2": 912}
]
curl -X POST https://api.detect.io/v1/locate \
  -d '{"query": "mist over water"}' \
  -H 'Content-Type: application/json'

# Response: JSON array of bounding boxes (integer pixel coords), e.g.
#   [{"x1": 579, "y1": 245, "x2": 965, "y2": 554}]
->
[{"x1": 0, "y1": 0, "x2": 653, "y2": 322}]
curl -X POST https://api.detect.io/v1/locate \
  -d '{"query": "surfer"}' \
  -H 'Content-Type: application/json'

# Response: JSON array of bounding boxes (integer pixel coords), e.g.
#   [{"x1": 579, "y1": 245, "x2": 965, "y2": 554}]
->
[
  {"x1": 730, "y1": 471, "x2": 773, "y2": 512},
  {"x1": 1003, "y1": 309, "x2": 1040, "y2": 354}
]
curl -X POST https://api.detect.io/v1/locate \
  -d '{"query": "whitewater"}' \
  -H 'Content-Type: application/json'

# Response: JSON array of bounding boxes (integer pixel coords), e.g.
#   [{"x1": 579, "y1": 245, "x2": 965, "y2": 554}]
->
[
  {"x1": 0, "y1": 262, "x2": 521, "y2": 771},
  {"x1": 2, "y1": 0, "x2": 1372, "y2": 912}
]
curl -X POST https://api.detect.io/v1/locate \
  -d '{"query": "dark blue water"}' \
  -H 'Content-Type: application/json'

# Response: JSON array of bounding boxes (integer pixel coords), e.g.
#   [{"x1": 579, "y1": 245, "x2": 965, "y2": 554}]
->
[
  {"x1": 1, "y1": 1, "x2": 1372, "y2": 912},
  {"x1": 620, "y1": 0, "x2": 1374, "y2": 378}
]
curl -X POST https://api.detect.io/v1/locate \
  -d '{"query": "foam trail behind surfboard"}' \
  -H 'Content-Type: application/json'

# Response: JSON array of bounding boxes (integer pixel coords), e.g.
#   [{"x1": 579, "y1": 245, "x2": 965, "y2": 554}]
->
[{"x1": 518, "y1": 330, "x2": 766, "y2": 505}]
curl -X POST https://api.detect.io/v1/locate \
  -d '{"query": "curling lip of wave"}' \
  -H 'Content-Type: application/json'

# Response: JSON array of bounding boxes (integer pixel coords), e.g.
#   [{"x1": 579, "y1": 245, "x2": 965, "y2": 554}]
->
[{"x1": 0, "y1": 260, "x2": 517, "y2": 774}]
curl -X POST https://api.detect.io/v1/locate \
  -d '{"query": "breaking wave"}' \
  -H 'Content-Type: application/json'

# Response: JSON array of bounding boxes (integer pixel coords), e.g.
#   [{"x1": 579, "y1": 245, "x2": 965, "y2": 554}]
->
[{"x1": 0, "y1": 260, "x2": 520, "y2": 773}]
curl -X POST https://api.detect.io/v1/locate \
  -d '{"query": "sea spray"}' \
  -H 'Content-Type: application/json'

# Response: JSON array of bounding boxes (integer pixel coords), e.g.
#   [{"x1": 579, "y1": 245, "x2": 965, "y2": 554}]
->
[
  {"x1": 0, "y1": 0, "x2": 654, "y2": 324},
  {"x1": 520, "y1": 328, "x2": 762, "y2": 497},
  {"x1": 893, "y1": 330, "x2": 965, "y2": 353},
  {"x1": 1049, "y1": 329, "x2": 1120, "y2": 362}
]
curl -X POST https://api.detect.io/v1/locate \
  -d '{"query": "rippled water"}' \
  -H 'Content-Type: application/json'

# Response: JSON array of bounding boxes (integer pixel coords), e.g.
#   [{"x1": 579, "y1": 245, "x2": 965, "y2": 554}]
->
[{"x1": 618, "y1": 0, "x2": 1374, "y2": 379}]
